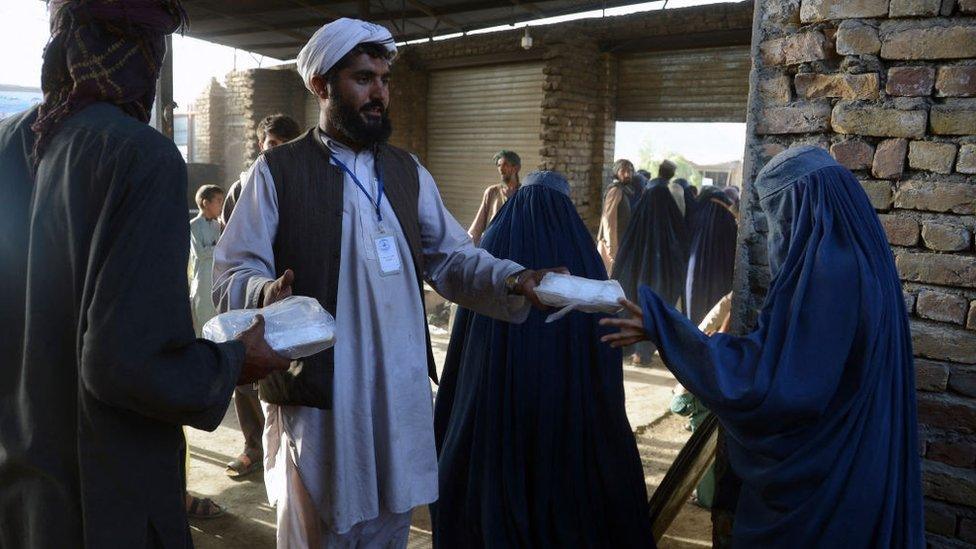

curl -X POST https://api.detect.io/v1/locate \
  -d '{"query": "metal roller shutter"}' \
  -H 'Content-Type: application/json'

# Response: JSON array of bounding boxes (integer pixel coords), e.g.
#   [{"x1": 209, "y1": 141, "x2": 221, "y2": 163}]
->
[
  {"x1": 617, "y1": 46, "x2": 752, "y2": 123},
  {"x1": 426, "y1": 62, "x2": 545, "y2": 228}
]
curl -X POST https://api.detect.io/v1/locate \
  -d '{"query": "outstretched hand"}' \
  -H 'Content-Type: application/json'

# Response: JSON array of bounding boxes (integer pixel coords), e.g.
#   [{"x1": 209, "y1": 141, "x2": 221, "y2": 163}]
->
[
  {"x1": 262, "y1": 269, "x2": 294, "y2": 307},
  {"x1": 598, "y1": 298, "x2": 649, "y2": 348},
  {"x1": 513, "y1": 267, "x2": 570, "y2": 309},
  {"x1": 235, "y1": 314, "x2": 292, "y2": 385}
]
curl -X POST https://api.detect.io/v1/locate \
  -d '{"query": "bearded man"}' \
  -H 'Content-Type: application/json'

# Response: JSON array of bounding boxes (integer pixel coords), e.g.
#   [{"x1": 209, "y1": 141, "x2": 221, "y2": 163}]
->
[{"x1": 213, "y1": 18, "x2": 561, "y2": 548}]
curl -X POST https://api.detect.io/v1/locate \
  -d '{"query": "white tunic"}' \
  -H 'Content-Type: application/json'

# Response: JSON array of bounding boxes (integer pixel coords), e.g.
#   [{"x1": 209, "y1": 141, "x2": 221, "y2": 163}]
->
[
  {"x1": 212, "y1": 136, "x2": 530, "y2": 536},
  {"x1": 189, "y1": 214, "x2": 220, "y2": 335}
]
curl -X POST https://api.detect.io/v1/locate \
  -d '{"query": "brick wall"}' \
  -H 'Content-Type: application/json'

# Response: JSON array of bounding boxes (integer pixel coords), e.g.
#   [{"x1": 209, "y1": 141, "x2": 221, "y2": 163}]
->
[{"x1": 733, "y1": 0, "x2": 976, "y2": 546}]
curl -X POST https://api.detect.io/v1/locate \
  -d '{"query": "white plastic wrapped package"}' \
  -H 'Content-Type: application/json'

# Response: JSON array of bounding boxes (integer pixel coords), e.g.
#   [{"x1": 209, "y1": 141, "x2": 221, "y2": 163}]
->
[
  {"x1": 533, "y1": 272, "x2": 625, "y2": 323},
  {"x1": 202, "y1": 296, "x2": 336, "y2": 359}
]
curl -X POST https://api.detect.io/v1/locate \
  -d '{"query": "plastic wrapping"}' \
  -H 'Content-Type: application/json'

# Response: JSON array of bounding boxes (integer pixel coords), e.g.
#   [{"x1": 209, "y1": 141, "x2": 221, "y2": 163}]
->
[
  {"x1": 202, "y1": 296, "x2": 336, "y2": 359},
  {"x1": 533, "y1": 272, "x2": 625, "y2": 323}
]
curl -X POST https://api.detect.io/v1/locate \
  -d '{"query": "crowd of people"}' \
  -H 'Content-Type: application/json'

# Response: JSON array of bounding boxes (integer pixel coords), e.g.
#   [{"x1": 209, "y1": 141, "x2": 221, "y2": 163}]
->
[{"x1": 0, "y1": 2, "x2": 924, "y2": 548}]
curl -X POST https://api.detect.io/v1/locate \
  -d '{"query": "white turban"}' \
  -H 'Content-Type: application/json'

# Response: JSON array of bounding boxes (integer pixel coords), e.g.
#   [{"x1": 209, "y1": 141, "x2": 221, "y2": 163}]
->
[{"x1": 297, "y1": 18, "x2": 397, "y2": 92}]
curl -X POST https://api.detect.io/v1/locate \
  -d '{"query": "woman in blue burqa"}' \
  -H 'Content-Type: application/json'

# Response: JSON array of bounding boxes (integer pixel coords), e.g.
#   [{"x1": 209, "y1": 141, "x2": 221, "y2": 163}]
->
[
  {"x1": 601, "y1": 146, "x2": 923, "y2": 547},
  {"x1": 685, "y1": 185, "x2": 738, "y2": 325},
  {"x1": 433, "y1": 171, "x2": 654, "y2": 548},
  {"x1": 612, "y1": 181, "x2": 689, "y2": 364}
]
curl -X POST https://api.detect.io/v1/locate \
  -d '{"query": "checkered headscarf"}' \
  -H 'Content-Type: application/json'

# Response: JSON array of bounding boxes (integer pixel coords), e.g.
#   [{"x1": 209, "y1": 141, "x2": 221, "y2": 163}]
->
[{"x1": 31, "y1": 0, "x2": 187, "y2": 170}]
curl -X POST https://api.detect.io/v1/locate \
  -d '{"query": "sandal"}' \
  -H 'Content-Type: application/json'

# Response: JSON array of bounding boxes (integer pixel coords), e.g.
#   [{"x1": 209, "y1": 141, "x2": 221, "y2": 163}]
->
[
  {"x1": 186, "y1": 495, "x2": 224, "y2": 519},
  {"x1": 225, "y1": 454, "x2": 261, "y2": 479}
]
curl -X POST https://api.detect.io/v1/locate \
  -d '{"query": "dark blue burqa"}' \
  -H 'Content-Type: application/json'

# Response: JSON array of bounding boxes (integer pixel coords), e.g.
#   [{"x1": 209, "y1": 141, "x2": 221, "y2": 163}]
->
[
  {"x1": 638, "y1": 147, "x2": 923, "y2": 547},
  {"x1": 433, "y1": 171, "x2": 653, "y2": 548},
  {"x1": 684, "y1": 186, "x2": 738, "y2": 325}
]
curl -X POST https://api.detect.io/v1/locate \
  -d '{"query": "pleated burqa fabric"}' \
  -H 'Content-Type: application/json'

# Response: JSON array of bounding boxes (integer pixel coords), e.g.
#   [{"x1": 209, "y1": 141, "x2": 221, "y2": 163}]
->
[{"x1": 684, "y1": 186, "x2": 738, "y2": 325}]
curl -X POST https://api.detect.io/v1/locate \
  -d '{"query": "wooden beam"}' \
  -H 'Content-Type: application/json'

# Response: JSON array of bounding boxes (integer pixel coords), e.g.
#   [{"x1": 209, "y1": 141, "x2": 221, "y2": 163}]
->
[
  {"x1": 403, "y1": 0, "x2": 464, "y2": 31},
  {"x1": 187, "y1": 2, "x2": 312, "y2": 42},
  {"x1": 510, "y1": 0, "x2": 545, "y2": 17}
]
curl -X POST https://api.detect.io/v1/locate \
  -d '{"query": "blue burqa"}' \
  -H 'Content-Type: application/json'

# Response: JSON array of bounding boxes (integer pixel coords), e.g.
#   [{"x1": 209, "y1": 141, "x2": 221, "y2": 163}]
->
[
  {"x1": 433, "y1": 171, "x2": 653, "y2": 548},
  {"x1": 684, "y1": 186, "x2": 738, "y2": 325},
  {"x1": 637, "y1": 147, "x2": 923, "y2": 547}
]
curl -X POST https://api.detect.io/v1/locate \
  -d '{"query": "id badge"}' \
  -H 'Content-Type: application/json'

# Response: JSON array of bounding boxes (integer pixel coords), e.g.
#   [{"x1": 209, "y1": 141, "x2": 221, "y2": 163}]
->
[{"x1": 373, "y1": 230, "x2": 402, "y2": 276}]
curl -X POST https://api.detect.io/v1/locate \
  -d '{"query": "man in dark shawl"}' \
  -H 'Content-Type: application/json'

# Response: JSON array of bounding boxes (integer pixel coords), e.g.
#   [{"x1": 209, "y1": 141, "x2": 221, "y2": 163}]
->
[
  {"x1": 0, "y1": 1, "x2": 289, "y2": 546},
  {"x1": 601, "y1": 146, "x2": 924, "y2": 547},
  {"x1": 684, "y1": 185, "x2": 738, "y2": 325},
  {"x1": 597, "y1": 158, "x2": 643, "y2": 273},
  {"x1": 611, "y1": 181, "x2": 689, "y2": 365},
  {"x1": 433, "y1": 171, "x2": 654, "y2": 549}
]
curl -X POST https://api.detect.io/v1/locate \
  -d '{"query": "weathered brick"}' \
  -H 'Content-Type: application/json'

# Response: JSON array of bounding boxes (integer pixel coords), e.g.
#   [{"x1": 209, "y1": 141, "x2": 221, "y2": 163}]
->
[
  {"x1": 936, "y1": 66, "x2": 976, "y2": 97},
  {"x1": 861, "y1": 179, "x2": 894, "y2": 210},
  {"x1": 951, "y1": 364, "x2": 976, "y2": 396},
  {"x1": 969, "y1": 301, "x2": 976, "y2": 330},
  {"x1": 958, "y1": 144, "x2": 976, "y2": 174},
  {"x1": 760, "y1": 32, "x2": 832, "y2": 66},
  {"x1": 917, "y1": 358, "x2": 951, "y2": 391},
  {"x1": 881, "y1": 21, "x2": 976, "y2": 60},
  {"x1": 922, "y1": 459, "x2": 976, "y2": 505},
  {"x1": 886, "y1": 66, "x2": 936, "y2": 96},
  {"x1": 795, "y1": 73, "x2": 880, "y2": 100},
  {"x1": 800, "y1": 0, "x2": 890, "y2": 21},
  {"x1": 830, "y1": 139, "x2": 875, "y2": 169},
  {"x1": 908, "y1": 141, "x2": 958, "y2": 174},
  {"x1": 894, "y1": 180, "x2": 976, "y2": 214},
  {"x1": 962, "y1": 0, "x2": 976, "y2": 12},
  {"x1": 922, "y1": 221, "x2": 973, "y2": 252},
  {"x1": 920, "y1": 393, "x2": 976, "y2": 436},
  {"x1": 890, "y1": 0, "x2": 943, "y2": 16},
  {"x1": 925, "y1": 501, "x2": 958, "y2": 536},
  {"x1": 873, "y1": 138, "x2": 908, "y2": 179},
  {"x1": 931, "y1": 99, "x2": 976, "y2": 135},
  {"x1": 758, "y1": 72, "x2": 792, "y2": 106},
  {"x1": 756, "y1": 102, "x2": 833, "y2": 134},
  {"x1": 912, "y1": 320, "x2": 976, "y2": 362},
  {"x1": 897, "y1": 251, "x2": 976, "y2": 288},
  {"x1": 879, "y1": 214, "x2": 920, "y2": 245},
  {"x1": 917, "y1": 289, "x2": 969, "y2": 324},
  {"x1": 928, "y1": 438, "x2": 976, "y2": 467},
  {"x1": 831, "y1": 101, "x2": 927, "y2": 138},
  {"x1": 836, "y1": 20, "x2": 882, "y2": 55}
]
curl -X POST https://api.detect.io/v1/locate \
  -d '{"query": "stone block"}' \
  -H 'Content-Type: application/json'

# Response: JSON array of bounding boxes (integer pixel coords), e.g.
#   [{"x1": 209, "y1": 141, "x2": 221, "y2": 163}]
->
[
  {"x1": 957, "y1": 144, "x2": 976, "y2": 174},
  {"x1": 886, "y1": 66, "x2": 936, "y2": 96},
  {"x1": 936, "y1": 65, "x2": 976, "y2": 97},
  {"x1": 922, "y1": 221, "x2": 973, "y2": 251},
  {"x1": 795, "y1": 73, "x2": 880, "y2": 99},
  {"x1": 918, "y1": 392, "x2": 976, "y2": 433},
  {"x1": 873, "y1": 138, "x2": 908, "y2": 179},
  {"x1": 760, "y1": 32, "x2": 832, "y2": 66},
  {"x1": 894, "y1": 180, "x2": 976, "y2": 214},
  {"x1": 908, "y1": 141, "x2": 958, "y2": 174},
  {"x1": 917, "y1": 289, "x2": 969, "y2": 324},
  {"x1": 836, "y1": 20, "x2": 882, "y2": 55},
  {"x1": 801, "y1": 0, "x2": 890, "y2": 22},
  {"x1": 924, "y1": 501, "x2": 958, "y2": 536},
  {"x1": 970, "y1": 301, "x2": 976, "y2": 330},
  {"x1": 890, "y1": 0, "x2": 943, "y2": 16},
  {"x1": 962, "y1": 0, "x2": 976, "y2": 11},
  {"x1": 897, "y1": 251, "x2": 976, "y2": 287},
  {"x1": 951, "y1": 364, "x2": 976, "y2": 396},
  {"x1": 881, "y1": 21, "x2": 976, "y2": 60},
  {"x1": 861, "y1": 179, "x2": 894, "y2": 210},
  {"x1": 830, "y1": 139, "x2": 875, "y2": 169},
  {"x1": 962, "y1": 518, "x2": 976, "y2": 545},
  {"x1": 917, "y1": 358, "x2": 951, "y2": 391},
  {"x1": 756, "y1": 102, "x2": 833, "y2": 134},
  {"x1": 931, "y1": 99, "x2": 976, "y2": 135},
  {"x1": 906, "y1": 290, "x2": 918, "y2": 312},
  {"x1": 831, "y1": 101, "x2": 927, "y2": 138},
  {"x1": 921, "y1": 457, "x2": 976, "y2": 506},
  {"x1": 928, "y1": 439, "x2": 976, "y2": 467},
  {"x1": 879, "y1": 214, "x2": 920, "y2": 245},
  {"x1": 758, "y1": 72, "x2": 792, "y2": 106}
]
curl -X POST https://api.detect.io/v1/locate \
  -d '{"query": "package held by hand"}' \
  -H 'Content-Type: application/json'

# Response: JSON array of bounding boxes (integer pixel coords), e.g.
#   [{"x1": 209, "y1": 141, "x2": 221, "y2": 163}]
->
[
  {"x1": 202, "y1": 296, "x2": 336, "y2": 359},
  {"x1": 533, "y1": 272, "x2": 625, "y2": 323}
]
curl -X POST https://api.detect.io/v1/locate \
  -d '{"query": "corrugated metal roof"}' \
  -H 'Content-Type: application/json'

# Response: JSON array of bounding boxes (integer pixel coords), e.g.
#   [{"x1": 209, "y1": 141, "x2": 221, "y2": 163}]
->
[{"x1": 182, "y1": 0, "x2": 655, "y2": 59}]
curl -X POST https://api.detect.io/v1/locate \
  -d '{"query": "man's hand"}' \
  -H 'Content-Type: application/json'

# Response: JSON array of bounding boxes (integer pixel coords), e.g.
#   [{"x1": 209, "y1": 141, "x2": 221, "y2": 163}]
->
[
  {"x1": 598, "y1": 298, "x2": 650, "y2": 348},
  {"x1": 512, "y1": 267, "x2": 570, "y2": 309},
  {"x1": 261, "y1": 269, "x2": 294, "y2": 307},
  {"x1": 235, "y1": 315, "x2": 291, "y2": 385}
]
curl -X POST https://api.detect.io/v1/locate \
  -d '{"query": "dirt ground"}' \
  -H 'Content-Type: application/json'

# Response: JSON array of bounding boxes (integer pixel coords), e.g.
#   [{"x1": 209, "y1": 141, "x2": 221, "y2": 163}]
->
[{"x1": 185, "y1": 331, "x2": 712, "y2": 548}]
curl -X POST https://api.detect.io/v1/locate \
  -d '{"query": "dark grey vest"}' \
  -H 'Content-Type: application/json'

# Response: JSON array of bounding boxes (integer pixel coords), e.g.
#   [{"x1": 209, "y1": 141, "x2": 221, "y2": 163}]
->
[{"x1": 257, "y1": 128, "x2": 437, "y2": 409}]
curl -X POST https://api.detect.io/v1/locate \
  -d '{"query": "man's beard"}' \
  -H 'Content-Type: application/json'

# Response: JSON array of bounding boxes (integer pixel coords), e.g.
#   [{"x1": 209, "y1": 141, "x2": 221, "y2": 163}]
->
[{"x1": 327, "y1": 87, "x2": 392, "y2": 147}]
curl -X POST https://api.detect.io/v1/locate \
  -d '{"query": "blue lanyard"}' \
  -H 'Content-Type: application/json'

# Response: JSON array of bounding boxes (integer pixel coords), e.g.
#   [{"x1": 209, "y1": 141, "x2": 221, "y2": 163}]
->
[{"x1": 331, "y1": 154, "x2": 385, "y2": 222}]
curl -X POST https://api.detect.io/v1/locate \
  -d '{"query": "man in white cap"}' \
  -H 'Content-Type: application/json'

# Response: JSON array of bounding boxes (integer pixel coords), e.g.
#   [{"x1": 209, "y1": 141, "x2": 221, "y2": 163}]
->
[{"x1": 213, "y1": 18, "x2": 562, "y2": 547}]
